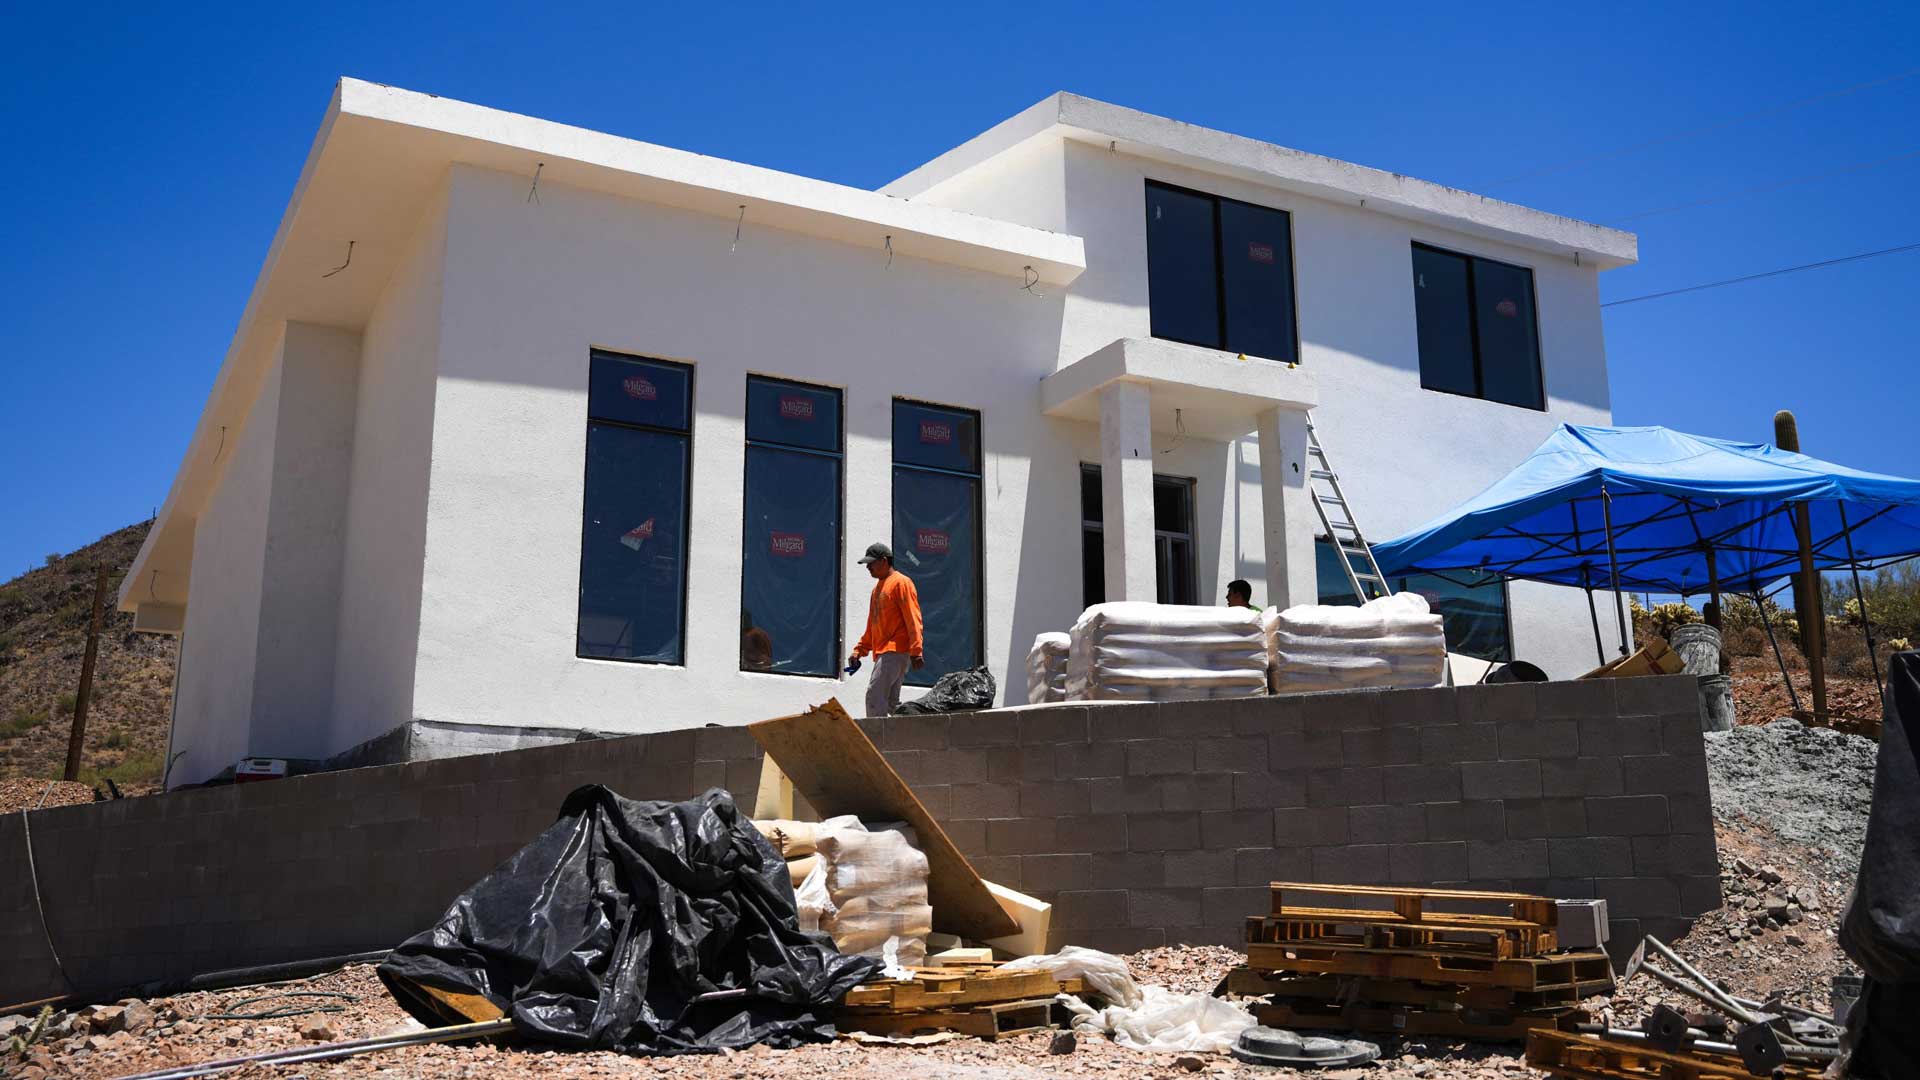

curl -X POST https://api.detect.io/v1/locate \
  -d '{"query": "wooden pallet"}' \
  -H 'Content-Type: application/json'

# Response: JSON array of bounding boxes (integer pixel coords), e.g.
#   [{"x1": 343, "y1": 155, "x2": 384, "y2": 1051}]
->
[
  {"x1": 1255, "y1": 998, "x2": 1585, "y2": 1044},
  {"x1": 838, "y1": 964, "x2": 1084, "y2": 1012},
  {"x1": 837, "y1": 997, "x2": 1057, "y2": 1041},
  {"x1": 1525, "y1": 1029, "x2": 1826, "y2": 1080},
  {"x1": 1245, "y1": 942, "x2": 1613, "y2": 992},
  {"x1": 1224, "y1": 967, "x2": 1613, "y2": 1010},
  {"x1": 1267, "y1": 882, "x2": 1559, "y2": 957}
]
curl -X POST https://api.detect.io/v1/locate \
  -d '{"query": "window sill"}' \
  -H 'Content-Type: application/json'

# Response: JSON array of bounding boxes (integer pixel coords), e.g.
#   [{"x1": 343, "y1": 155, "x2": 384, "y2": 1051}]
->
[{"x1": 1418, "y1": 382, "x2": 1546, "y2": 413}]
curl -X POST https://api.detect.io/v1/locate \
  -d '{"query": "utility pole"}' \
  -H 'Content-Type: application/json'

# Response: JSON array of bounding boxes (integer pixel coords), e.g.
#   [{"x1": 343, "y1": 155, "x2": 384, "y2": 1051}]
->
[
  {"x1": 63, "y1": 566, "x2": 109, "y2": 782},
  {"x1": 1773, "y1": 411, "x2": 1826, "y2": 724}
]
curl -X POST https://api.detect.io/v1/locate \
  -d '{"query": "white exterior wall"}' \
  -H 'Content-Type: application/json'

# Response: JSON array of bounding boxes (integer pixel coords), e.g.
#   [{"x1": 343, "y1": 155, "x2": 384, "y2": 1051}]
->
[
  {"x1": 407, "y1": 165, "x2": 1076, "y2": 734},
  {"x1": 908, "y1": 138, "x2": 1616, "y2": 678}
]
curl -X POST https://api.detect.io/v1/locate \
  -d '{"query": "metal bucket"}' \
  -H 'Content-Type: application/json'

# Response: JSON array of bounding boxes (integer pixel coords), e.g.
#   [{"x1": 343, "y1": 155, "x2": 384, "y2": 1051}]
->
[
  {"x1": 1669, "y1": 623, "x2": 1723, "y2": 677},
  {"x1": 1697, "y1": 673, "x2": 1735, "y2": 732}
]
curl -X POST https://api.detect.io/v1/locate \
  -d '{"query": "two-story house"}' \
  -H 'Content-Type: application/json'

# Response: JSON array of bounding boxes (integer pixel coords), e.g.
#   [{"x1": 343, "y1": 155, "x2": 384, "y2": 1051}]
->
[{"x1": 122, "y1": 82, "x2": 1636, "y2": 787}]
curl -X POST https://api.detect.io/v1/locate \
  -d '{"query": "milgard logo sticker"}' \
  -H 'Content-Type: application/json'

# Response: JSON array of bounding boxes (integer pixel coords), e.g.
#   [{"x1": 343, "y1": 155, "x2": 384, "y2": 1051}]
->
[
  {"x1": 1247, "y1": 242, "x2": 1275, "y2": 264},
  {"x1": 620, "y1": 519, "x2": 656, "y2": 551},
  {"x1": 622, "y1": 376, "x2": 658, "y2": 401},
  {"x1": 769, "y1": 531, "x2": 807, "y2": 558},
  {"x1": 778, "y1": 395, "x2": 815, "y2": 421},
  {"x1": 919, "y1": 420, "x2": 953, "y2": 445},
  {"x1": 916, "y1": 528, "x2": 949, "y2": 555}
]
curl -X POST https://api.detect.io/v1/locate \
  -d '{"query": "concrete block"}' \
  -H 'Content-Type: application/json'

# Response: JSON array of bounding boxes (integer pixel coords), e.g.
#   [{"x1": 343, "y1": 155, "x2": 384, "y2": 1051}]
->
[
  {"x1": 1269, "y1": 729, "x2": 1345, "y2": 771},
  {"x1": 948, "y1": 782, "x2": 1021, "y2": 819},
  {"x1": 1090, "y1": 775, "x2": 1161, "y2": 815},
  {"x1": 1631, "y1": 833, "x2": 1718, "y2": 876},
  {"x1": 1379, "y1": 686, "x2": 1460, "y2": 726},
  {"x1": 1202, "y1": 886, "x2": 1271, "y2": 926},
  {"x1": 1056, "y1": 926, "x2": 1165, "y2": 954},
  {"x1": 1156, "y1": 700, "x2": 1236, "y2": 739},
  {"x1": 942, "y1": 818, "x2": 987, "y2": 855},
  {"x1": 1018, "y1": 780, "x2": 1092, "y2": 818},
  {"x1": 1576, "y1": 714, "x2": 1662, "y2": 757},
  {"x1": 1661, "y1": 712, "x2": 1707, "y2": 757},
  {"x1": 1274, "y1": 806, "x2": 1350, "y2": 846},
  {"x1": 1420, "y1": 723, "x2": 1499, "y2": 765},
  {"x1": 1679, "y1": 874, "x2": 1724, "y2": 914},
  {"x1": 1232, "y1": 770, "x2": 1308, "y2": 810},
  {"x1": 1496, "y1": 718, "x2": 1581, "y2": 760},
  {"x1": 1090, "y1": 852, "x2": 1166, "y2": 890},
  {"x1": 1194, "y1": 736, "x2": 1270, "y2": 774},
  {"x1": 1392, "y1": 763, "x2": 1482, "y2": 816},
  {"x1": 1593, "y1": 876, "x2": 1679, "y2": 918},
  {"x1": 1614, "y1": 675, "x2": 1694, "y2": 717},
  {"x1": 1504, "y1": 798, "x2": 1588, "y2": 839},
  {"x1": 1157, "y1": 773, "x2": 1235, "y2": 812},
  {"x1": 1019, "y1": 853, "x2": 1092, "y2": 892},
  {"x1": 1424, "y1": 801, "x2": 1506, "y2": 841},
  {"x1": 1163, "y1": 849, "x2": 1237, "y2": 886},
  {"x1": 1456, "y1": 682, "x2": 1538, "y2": 725},
  {"x1": 1311, "y1": 844, "x2": 1392, "y2": 884},
  {"x1": 1347, "y1": 803, "x2": 1427, "y2": 845},
  {"x1": 924, "y1": 748, "x2": 992, "y2": 784},
  {"x1": 1126, "y1": 812, "x2": 1200, "y2": 852},
  {"x1": 1301, "y1": 691, "x2": 1381, "y2": 731},
  {"x1": 1306, "y1": 767, "x2": 1384, "y2": 806},
  {"x1": 950, "y1": 712, "x2": 1020, "y2": 746},
  {"x1": 884, "y1": 749, "x2": 932, "y2": 785},
  {"x1": 1052, "y1": 889, "x2": 1130, "y2": 929},
  {"x1": 1619, "y1": 754, "x2": 1710, "y2": 798},
  {"x1": 970, "y1": 855, "x2": 1023, "y2": 890},
  {"x1": 1087, "y1": 702, "x2": 1167, "y2": 741},
  {"x1": 987, "y1": 818, "x2": 1059, "y2": 856},
  {"x1": 1556, "y1": 898, "x2": 1610, "y2": 949},
  {"x1": 1019, "y1": 706, "x2": 1089, "y2": 745},
  {"x1": 1229, "y1": 695, "x2": 1304, "y2": 735},
  {"x1": 1201, "y1": 810, "x2": 1274, "y2": 849},
  {"x1": 986, "y1": 746, "x2": 1055, "y2": 783},
  {"x1": 1466, "y1": 839, "x2": 1550, "y2": 880},
  {"x1": 1125, "y1": 739, "x2": 1196, "y2": 776},
  {"x1": 1054, "y1": 741, "x2": 1123, "y2": 779},
  {"x1": 1584, "y1": 795, "x2": 1671, "y2": 836},
  {"x1": 1341, "y1": 726, "x2": 1423, "y2": 767},
  {"x1": 877, "y1": 715, "x2": 953, "y2": 752},
  {"x1": 1535, "y1": 678, "x2": 1616, "y2": 720},
  {"x1": 1236, "y1": 846, "x2": 1313, "y2": 886},
  {"x1": 1547, "y1": 837, "x2": 1634, "y2": 878},
  {"x1": 1667, "y1": 793, "x2": 1714, "y2": 835},
  {"x1": 1541, "y1": 756, "x2": 1625, "y2": 797},
  {"x1": 1055, "y1": 815, "x2": 1131, "y2": 853},
  {"x1": 1461, "y1": 759, "x2": 1542, "y2": 800},
  {"x1": 1389, "y1": 841, "x2": 1469, "y2": 884},
  {"x1": 1129, "y1": 888, "x2": 1204, "y2": 928}
]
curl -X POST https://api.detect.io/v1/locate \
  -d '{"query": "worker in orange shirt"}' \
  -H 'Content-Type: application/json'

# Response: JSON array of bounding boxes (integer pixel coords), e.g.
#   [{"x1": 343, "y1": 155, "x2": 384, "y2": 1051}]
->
[{"x1": 848, "y1": 542, "x2": 924, "y2": 717}]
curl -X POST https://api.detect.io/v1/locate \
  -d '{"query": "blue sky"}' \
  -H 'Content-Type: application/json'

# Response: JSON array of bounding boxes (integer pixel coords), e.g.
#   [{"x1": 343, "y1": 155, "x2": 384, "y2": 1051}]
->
[{"x1": 2, "y1": 2, "x2": 1917, "y2": 580}]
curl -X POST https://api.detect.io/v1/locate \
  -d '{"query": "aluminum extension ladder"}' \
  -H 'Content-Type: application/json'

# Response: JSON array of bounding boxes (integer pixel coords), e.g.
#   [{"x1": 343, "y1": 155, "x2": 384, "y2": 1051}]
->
[{"x1": 1306, "y1": 415, "x2": 1392, "y2": 603}]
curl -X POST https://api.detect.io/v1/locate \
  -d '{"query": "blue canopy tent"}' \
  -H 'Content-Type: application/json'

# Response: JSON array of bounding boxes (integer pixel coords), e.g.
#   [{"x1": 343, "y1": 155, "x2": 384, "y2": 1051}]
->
[{"x1": 1372, "y1": 424, "x2": 1920, "y2": 692}]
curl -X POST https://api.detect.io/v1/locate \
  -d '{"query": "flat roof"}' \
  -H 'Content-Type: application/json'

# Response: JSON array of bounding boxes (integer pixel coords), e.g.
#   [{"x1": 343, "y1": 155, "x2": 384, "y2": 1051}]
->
[
  {"x1": 120, "y1": 79, "x2": 1087, "y2": 616},
  {"x1": 883, "y1": 93, "x2": 1638, "y2": 270}
]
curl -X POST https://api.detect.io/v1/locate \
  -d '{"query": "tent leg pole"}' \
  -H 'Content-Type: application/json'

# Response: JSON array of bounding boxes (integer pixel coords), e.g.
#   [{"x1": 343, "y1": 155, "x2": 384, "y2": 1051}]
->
[
  {"x1": 1753, "y1": 588, "x2": 1801, "y2": 715},
  {"x1": 1582, "y1": 566, "x2": 1605, "y2": 667},
  {"x1": 1601, "y1": 485, "x2": 1631, "y2": 656},
  {"x1": 1835, "y1": 502, "x2": 1885, "y2": 712}
]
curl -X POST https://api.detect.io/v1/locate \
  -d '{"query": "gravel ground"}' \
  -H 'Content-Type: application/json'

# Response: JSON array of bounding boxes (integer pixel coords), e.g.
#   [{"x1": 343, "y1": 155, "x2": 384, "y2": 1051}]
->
[
  {"x1": 0, "y1": 778, "x2": 94, "y2": 813},
  {"x1": 1704, "y1": 717, "x2": 1878, "y2": 875}
]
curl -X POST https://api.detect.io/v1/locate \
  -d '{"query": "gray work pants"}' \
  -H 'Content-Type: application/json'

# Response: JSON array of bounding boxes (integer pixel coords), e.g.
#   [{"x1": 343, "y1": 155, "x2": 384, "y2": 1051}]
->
[{"x1": 865, "y1": 652, "x2": 910, "y2": 718}]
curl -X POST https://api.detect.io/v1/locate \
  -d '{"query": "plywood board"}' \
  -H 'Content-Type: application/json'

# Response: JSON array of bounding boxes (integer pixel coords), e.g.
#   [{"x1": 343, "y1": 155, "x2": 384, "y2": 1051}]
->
[{"x1": 749, "y1": 698, "x2": 1019, "y2": 940}]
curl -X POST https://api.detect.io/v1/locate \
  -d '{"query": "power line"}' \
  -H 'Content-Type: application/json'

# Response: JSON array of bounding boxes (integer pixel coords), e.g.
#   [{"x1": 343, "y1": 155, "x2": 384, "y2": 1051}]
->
[
  {"x1": 1601, "y1": 242, "x2": 1920, "y2": 308},
  {"x1": 1609, "y1": 148, "x2": 1920, "y2": 223},
  {"x1": 1484, "y1": 66, "x2": 1920, "y2": 187}
]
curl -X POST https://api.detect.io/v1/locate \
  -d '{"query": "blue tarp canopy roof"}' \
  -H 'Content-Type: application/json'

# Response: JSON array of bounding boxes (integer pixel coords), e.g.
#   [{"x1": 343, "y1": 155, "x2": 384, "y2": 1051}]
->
[{"x1": 1373, "y1": 424, "x2": 1920, "y2": 595}]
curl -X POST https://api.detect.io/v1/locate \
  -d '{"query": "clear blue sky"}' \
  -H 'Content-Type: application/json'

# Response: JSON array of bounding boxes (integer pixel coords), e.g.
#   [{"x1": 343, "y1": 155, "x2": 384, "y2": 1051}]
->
[{"x1": 3, "y1": 2, "x2": 1917, "y2": 580}]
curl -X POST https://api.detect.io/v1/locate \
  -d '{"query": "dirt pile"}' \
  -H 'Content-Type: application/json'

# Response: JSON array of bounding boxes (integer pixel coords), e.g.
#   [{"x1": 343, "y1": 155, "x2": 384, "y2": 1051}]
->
[{"x1": 1704, "y1": 717, "x2": 1877, "y2": 875}]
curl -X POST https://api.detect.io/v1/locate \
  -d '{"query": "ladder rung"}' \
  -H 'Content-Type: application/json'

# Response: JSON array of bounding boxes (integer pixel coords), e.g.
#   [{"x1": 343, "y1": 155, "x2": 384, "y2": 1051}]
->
[
  {"x1": 1354, "y1": 573, "x2": 1383, "y2": 583},
  {"x1": 1328, "y1": 521, "x2": 1358, "y2": 533},
  {"x1": 1310, "y1": 470, "x2": 1337, "y2": 481}
]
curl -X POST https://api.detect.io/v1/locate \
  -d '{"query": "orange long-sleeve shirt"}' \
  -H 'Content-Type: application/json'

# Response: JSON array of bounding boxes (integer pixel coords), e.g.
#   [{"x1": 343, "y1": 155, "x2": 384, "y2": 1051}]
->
[{"x1": 854, "y1": 570, "x2": 924, "y2": 658}]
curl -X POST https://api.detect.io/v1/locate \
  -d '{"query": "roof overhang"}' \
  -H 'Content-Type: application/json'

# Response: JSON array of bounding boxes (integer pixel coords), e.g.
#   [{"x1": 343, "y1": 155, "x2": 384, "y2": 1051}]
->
[
  {"x1": 1041, "y1": 337, "x2": 1319, "y2": 442},
  {"x1": 120, "y1": 79, "x2": 1087, "y2": 618},
  {"x1": 885, "y1": 92, "x2": 1638, "y2": 271}
]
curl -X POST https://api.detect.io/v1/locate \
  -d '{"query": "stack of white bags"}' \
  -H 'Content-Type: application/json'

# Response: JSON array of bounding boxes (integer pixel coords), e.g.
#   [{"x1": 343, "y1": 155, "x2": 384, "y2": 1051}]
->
[
  {"x1": 1024, "y1": 632, "x2": 1072, "y2": 705},
  {"x1": 1066, "y1": 602, "x2": 1269, "y2": 702},
  {"x1": 1269, "y1": 591, "x2": 1447, "y2": 694}
]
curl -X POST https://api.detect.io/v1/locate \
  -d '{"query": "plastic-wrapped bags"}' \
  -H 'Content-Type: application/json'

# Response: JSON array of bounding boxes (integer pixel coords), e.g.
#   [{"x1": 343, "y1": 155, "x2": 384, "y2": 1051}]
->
[
  {"x1": 1270, "y1": 592, "x2": 1447, "y2": 695},
  {"x1": 1003, "y1": 947, "x2": 1256, "y2": 1053},
  {"x1": 1067, "y1": 603, "x2": 1269, "y2": 702},
  {"x1": 1026, "y1": 633, "x2": 1071, "y2": 704},
  {"x1": 814, "y1": 822, "x2": 932, "y2": 968}
]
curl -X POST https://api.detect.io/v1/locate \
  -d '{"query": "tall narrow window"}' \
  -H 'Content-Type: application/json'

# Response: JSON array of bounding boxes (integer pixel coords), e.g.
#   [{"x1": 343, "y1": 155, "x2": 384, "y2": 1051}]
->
[
  {"x1": 1080, "y1": 465, "x2": 1199, "y2": 608},
  {"x1": 1411, "y1": 243, "x2": 1543, "y2": 410},
  {"x1": 1145, "y1": 180, "x2": 1299, "y2": 362},
  {"x1": 577, "y1": 351, "x2": 694, "y2": 663},
  {"x1": 1314, "y1": 539, "x2": 1513, "y2": 662},
  {"x1": 892, "y1": 401, "x2": 983, "y2": 686},
  {"x1": 741, "y1": 377, "x2": 843, "y2": 676}
]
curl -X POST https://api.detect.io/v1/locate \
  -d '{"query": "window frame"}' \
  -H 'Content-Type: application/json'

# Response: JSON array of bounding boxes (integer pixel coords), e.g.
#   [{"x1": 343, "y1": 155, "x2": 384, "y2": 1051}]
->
[
  {"x1": 1144, "y1": 179, "x2": 1302, "y2": 363},
  {"x1": 575, "y1": 349, "x2": 696, "y2": 666},
  {"x1": 1312, "y1": 536, "x2": 1516, "y2": 663},
  {"x1": 1079, "y1": 464, "x2": 1201, "y2": 607},
  {"x1": 1410, "y1": 241, "x2": 1546, "y2": 411},
  {"x1": 740, "y1": 374, "x2": 846, "y2": 678},
  {"x1": 891, "y1": 397, "x2": 986, "y2": 686}
]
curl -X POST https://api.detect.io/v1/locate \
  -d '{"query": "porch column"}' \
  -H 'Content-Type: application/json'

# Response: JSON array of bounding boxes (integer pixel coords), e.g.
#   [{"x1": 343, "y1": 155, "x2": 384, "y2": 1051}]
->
[
  {"x1": 1099, "y1": 380, "x2": 1156, "y2": 601},
  {"x1": 1255, "y1": 404, "x2": 1317, "y2": 610}
]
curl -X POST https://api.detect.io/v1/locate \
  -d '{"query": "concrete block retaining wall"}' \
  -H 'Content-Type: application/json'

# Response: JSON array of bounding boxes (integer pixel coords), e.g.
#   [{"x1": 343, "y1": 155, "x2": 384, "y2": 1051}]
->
[{"x1": 1, "y1": 676, "x2": 1718, "y2": 1006}]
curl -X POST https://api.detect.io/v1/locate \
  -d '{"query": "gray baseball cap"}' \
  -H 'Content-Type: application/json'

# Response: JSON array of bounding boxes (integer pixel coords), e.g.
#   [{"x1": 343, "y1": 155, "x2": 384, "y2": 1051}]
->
[{"x1": 858, "y1": 542, "x2": 894, "y2": 565}]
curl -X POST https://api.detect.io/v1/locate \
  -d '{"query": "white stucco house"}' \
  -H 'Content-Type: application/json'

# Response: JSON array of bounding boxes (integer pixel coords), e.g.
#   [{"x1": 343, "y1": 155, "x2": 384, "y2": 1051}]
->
[{"x1": 124, "y1": 81, "x2": 1636, "y2": 788}]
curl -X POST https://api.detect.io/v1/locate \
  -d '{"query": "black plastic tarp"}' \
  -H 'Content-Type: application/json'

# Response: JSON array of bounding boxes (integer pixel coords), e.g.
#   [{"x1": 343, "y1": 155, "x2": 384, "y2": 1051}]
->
[
  {"x1": 378, "y1": 786, "x2": 880, "y2": 1054},
  {"x1": 1839, "y1": 650, "x2": 1920, "y2": 1077}
]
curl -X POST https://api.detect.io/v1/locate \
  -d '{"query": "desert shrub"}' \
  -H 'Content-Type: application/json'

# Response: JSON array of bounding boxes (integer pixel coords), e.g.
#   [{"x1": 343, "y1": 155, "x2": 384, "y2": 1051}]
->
[
  {"x1": 81, "y1": 751, "x2": 163, "y2": 788},
  {"x1": 101, "y1": 729, "x2": 129, "y2": 750},
  {"x1": 1629, "y1": 598, "x2": 1700, "y2": 641},
  {"x1": 1724, "y1": 625, "x2": 1767, "y2": 658},
  {"x1": 56, "y1": 692, "x2": 77, "y2": 715},
  {"x1": 3, "y1": 708, "x2": 48, "y2": 738}
]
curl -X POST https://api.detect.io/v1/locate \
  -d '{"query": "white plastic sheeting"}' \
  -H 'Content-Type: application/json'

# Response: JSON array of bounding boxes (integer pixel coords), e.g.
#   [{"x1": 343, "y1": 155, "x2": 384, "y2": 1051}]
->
[
  {"x1": 1270, "y1": 592, "x2": 1447, "y2": 695},
  {"x1": 1066, "y1": 603, "x2": 1268, "y2": 702},
  {"x1": 1025, "y1": 632, "x2": 1071, "y2": 704},
  {"x1": 1000, "y1": 947, "x2": 1257, "y2": 1053}
]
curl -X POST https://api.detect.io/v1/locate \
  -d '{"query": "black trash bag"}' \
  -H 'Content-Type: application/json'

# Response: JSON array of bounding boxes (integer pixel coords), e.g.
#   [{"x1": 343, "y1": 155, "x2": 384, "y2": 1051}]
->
[
  {"x1": 1838, "y1": 650, "x2": 1920, "y2": 1077},
  {"x1": 377, "y1": 785, "x2": 880, "y2": 1055},
  {"x1": 894, "y1": 664, "x2": 996, "y2": 714}
]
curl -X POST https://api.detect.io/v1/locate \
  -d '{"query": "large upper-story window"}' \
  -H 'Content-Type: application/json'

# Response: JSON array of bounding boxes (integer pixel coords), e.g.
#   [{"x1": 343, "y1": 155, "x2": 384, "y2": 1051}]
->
[
  {"x1": 892, "y1": 400, "x2": 983, "y2": 686},
  {"x1": 577, "y1": 351, "x2": 693, "y2": 664},
  {"x1": 1411, "y1": 243, "x2": 1544, "y2": 410},
  {"x1": 740, "y1": 377, "x2": 843, "y2": 677},
  {"x1": 1145, "y1": 181, "x2": 1299, "y2": 363}
]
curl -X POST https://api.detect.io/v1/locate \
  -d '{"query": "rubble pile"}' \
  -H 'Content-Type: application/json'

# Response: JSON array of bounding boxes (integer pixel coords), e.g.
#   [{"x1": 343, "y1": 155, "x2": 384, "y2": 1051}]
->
[{"x1": 1704, "y1": 717, "x2": 1877, "y2": 874}]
